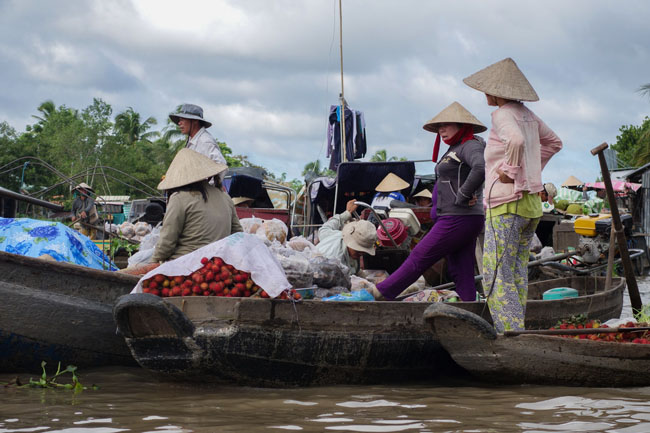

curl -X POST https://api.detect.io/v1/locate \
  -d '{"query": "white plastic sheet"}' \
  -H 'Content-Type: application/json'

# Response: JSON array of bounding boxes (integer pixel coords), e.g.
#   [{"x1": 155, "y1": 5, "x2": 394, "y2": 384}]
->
[{"x1": 132, "y1": 232, "x2": 291, "y2": 298}]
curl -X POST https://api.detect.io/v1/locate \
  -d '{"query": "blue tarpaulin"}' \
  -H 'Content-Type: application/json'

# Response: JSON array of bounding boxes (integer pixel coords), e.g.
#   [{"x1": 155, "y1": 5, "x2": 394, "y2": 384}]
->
[{"x1": 0, "y1": 217, "x2": 117, "y2": 271}]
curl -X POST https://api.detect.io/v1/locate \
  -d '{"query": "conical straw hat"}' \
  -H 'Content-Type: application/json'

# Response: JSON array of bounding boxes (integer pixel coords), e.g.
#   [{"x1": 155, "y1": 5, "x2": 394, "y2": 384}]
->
[
  {"x1": 423, "y1": 101, "x2": 487, "y2": 133},
  {"x1": 375, "y1": 173, "x2": 410, "y2": 192},
  {"x1": 157, "y1": 148, "x2": 228, "y2": 190},
  {"x1": 232, "y1": 196, "x2": 254, "y2": 206},
  {"x1": 562, "y1": 175, "x2": 584, "y2": 188},
  {"x1": 75, "y1": 182, "x2": 94, "y2": 192},
  {"x1": 463, "y1": 57, "x2": 539, "y2": 102},
  {"x1": 413, "y1": 189, "x2": 432, "y2": 199}
]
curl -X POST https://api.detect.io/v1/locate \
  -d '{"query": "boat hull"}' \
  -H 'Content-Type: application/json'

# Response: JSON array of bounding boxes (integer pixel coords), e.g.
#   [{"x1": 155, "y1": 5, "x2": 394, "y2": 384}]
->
[
  {"x1": 114, "y1": 276, "x2": 624, "y2": 387},
  {"x1": 0, "y1": 251, "x2": 140, "y2": 373},
  {"x1": 423, "y1": 299, "x2": 650, "y2": 387}
]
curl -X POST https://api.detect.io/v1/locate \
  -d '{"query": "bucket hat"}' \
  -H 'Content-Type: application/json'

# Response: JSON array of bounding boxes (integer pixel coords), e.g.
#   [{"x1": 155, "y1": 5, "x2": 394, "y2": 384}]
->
[
  {"x1": 463, "y1": 57, "x2": 539, "y2": 102},
  {"x1": 413, "y1": 189, "x2": 432, "y2": 199},
  {"x1": 232, "y1": 196, "x2": 254, "y2": 206},
  {"x1": 342, "y1": 220, "x2": 377, "y2": 256},
  {"x1": 169, "y1": 104, "x2": 212, "y2": 128},
  {"x1": 157, "y1": 148, "x2": 228, "y2": 190},
  {"x1": 375, "y1": 173, "x2": 410, "y2": 193},
  {"x1": 423, "y1": 101, "x2": 487, "y2": 134},
  {"x1": 543, "y1": 183, "x2": 557, "y2": 198}
]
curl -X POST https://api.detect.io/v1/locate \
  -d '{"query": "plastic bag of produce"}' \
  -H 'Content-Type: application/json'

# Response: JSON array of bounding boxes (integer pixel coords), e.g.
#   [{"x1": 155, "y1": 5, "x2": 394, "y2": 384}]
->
[
  {"x1": 240, "y1": 217, "x2": 264, "y2": 234},
  {"x1": 310, "y1": 255, "x2": 351, "y2": 289},
  {"x1": 256, "y1": 218, "x2": 288, "y2": 244},
  {"x1": 269, "y1": 244, "x2": 313, "y2": 288},
  {"x1": 287, "y1": 236, "x2": 315, "y2": 253},
  {"x1": 119, "y1": 221, "x2": 135, "y2": 238},
  {"x1": 323, "y1": 289, "x2": 374, "y2": 302},
  {"x1": 132, "y1": 232, "x2": 291, "y2": 298},
  {"x1": 134, "y1": 221, "x2": 152, "y2": 237}
]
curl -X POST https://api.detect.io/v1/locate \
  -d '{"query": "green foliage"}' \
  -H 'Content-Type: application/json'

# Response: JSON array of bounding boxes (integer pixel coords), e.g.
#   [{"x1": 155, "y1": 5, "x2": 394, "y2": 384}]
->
[
  {"x1": 611, "y1": 116, "x2": 650, "y2": 167},
  {"x1": 0, "y1": 361, "x2": 98, "y2": 393},
  {"x1": 110, "y1": 237, "x2": 139, "y2": 257},
  {"x1": 635, "y1": 304, "x2": 650, "y2": 323},
  {"x1": 369, "y1": 149, "x2": 407, "y2": 162},
  {"x1": 0, "y1": 99, "x2": 303, "y2": 205}
]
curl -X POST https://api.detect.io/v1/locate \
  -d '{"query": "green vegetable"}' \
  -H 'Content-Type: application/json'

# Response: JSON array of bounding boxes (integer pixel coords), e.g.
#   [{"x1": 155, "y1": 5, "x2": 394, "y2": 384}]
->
[
  {"x1": 566, "y1": 203, "x2": 584, "y2": 215},
  {"x1": 555, "y1": 199, "x2": 569, "y2": 211}
]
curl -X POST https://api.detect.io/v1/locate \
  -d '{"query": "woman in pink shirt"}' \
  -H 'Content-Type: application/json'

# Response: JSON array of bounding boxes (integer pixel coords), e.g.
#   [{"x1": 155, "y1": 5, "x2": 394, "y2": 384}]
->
[{"x1": 463, "y1": 58, "x2": 562, "y2": 333}]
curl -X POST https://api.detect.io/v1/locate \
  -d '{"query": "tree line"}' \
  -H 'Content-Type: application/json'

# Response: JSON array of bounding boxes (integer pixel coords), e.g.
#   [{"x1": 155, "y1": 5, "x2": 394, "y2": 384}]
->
[{"x1": 0, "y1": 99, "x2": 297, "y2": 202}]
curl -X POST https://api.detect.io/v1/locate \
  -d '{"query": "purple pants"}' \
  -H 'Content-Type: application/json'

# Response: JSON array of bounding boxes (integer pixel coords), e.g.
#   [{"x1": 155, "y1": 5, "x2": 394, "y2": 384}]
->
[{"x1": 376, "y1": 214, "x2": 484, "y2": 301}]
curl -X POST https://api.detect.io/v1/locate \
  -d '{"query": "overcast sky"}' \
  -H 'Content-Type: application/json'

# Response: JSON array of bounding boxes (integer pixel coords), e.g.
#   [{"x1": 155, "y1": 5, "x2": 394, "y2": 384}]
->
[{"x1": 1, "y1": 0, "x2": 649, "y2": 186}]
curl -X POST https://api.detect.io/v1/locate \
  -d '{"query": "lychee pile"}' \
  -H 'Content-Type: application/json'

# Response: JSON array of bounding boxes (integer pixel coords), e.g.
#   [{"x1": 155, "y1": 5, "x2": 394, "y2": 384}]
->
[{"x1": 141, "y1": 256, "x2": 301, "y2": 300}]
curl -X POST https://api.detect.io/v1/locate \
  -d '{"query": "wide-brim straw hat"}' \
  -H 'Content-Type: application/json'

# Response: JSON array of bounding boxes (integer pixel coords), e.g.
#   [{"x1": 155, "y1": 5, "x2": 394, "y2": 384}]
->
[
  {"x1": 232, "y1": 196, "x2": 254, "y2": 206},
  {"x1": 463, "y1": 57, "x2": 539, "y2": 102},
  {"x1": 75, "y1": 182, "x2": 94, "y2": 192},
  {"x1": 413, "y1": 189, "x2": 433, "y2": 199},
  {"x1": 157, "y1": 148, "x2": 228, "y2": 190},
  {"x1": 375, "y1": 173, "x2": 410, "y2": 193},
  {"x1": 342, "y1": 220, "x2": 377, "y2": 256},
  {"x1": 169, "y1": 103, "x2": 212, "y2": 128},
  {"x1": 423, "y1": 102, "x2": 487, "y2": 133}
]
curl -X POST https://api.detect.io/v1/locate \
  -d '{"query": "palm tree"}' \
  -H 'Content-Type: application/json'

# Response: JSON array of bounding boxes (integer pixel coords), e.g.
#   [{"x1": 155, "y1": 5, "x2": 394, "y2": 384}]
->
[
  {"x1": 114, "y1": 107, "x2": 159, "y2": 145},
  {"x1": 302, "y1": 160, "x2": 324, "y2": 176},
  {"x1": 638, "y1": 83, "x2": 650, "y2": 99},
  {"x1": 370, "y1": 149, "x2": 406, "y2": 162},
  {"x1": 30, "y1": 100, "x2": 57, "y2": 133}
]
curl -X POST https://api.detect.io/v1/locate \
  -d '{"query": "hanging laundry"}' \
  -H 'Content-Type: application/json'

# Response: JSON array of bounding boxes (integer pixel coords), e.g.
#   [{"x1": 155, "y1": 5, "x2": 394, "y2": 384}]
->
[{"x1": 327, "y1": 105, "x2": 366, "y2": 171}]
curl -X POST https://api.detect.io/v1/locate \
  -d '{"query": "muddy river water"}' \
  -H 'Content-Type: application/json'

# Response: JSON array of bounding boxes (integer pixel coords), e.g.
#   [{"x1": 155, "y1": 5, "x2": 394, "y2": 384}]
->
[{"x1": 1, "y1": 280, "x2": 649, "y2": 433}]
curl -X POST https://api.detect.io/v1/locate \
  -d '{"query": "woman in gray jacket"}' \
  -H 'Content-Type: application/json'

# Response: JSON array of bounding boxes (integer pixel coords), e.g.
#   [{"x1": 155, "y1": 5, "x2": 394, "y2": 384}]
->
[{"x1": 374, "y1": 102, "x2": 486, "y2": 301}]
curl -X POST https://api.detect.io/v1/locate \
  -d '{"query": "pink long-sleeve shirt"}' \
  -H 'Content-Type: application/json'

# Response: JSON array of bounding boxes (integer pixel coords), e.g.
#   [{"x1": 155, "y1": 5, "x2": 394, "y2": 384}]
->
[{"x1": 483, "y1": 102, "x2": 562, "y2": 208}]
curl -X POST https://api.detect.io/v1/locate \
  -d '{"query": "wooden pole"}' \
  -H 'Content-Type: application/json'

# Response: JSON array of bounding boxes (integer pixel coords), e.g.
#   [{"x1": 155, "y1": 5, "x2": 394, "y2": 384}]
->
[
  {"x1": 338, "y1": 0, "x2": 347, "y2": 163},
  {"x1": 604, "y1": 227, "x2": 615, "y2": 291},
  {"x1": 591, "y1": 142, "x2": 643, "y2": 314}
]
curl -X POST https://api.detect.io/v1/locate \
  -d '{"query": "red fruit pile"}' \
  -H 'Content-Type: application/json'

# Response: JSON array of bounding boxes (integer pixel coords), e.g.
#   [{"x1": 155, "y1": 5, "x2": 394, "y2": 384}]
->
[
  {"x1": 551, "y1": 318, "x2": 650, "y2": 344},
  {"x1": 141, "y1": 256, "x2": 302, "y2": 300}
]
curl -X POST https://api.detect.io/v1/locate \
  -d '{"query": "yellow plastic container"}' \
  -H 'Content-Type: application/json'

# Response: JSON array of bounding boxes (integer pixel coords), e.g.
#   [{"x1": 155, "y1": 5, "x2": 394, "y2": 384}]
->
[{"x1": 573, "y1": 214, "x2": 610, "y2": 237}]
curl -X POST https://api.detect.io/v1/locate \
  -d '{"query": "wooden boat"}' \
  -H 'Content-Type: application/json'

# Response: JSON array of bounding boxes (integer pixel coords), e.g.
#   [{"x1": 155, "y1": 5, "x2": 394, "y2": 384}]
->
[
  {"x1": 0, "y1": 251, "x2": 140, "y2": 373},
  {"x1": 113, "y1": 276, "x2": 625, "y2": 387},
  {"x1": 423, "y1": 300, "x2": 650, "y2": 387}
]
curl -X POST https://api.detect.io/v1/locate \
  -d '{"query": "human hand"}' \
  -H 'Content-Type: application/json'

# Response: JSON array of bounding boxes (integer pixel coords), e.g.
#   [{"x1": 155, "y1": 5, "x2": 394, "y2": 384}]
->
[
  {"x1": 368, "y1": 283, "x2": 385, "y2": 301},
  {"x1": 346, "y1": 199, "x2": 358, "y2": 214},
  {"x1": 80, "y1": 211, "x2": 87, "y2": 219},
  {"x1": 496, "y1": 169, "x2": 514, "y2": 184},
  {"x1": 468, "y1": 194, "x2": 478, "y2": 206}
]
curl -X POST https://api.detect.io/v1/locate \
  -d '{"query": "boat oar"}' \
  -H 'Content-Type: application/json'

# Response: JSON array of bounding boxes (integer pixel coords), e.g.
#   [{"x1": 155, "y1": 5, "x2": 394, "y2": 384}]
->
[{"x1": 504, "y1": 327, "x2": 650, "y2": 337}]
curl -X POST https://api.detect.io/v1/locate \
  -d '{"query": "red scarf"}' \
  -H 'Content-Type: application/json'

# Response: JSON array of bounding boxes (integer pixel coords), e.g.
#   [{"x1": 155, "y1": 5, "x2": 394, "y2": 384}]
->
[{"x1": 431, "y1": 124, "x2": 476, "y2": 162}]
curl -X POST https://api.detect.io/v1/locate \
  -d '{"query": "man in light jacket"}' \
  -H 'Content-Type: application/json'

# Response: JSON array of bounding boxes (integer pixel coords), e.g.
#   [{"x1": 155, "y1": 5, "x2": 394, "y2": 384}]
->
[
  {"x1": 169, "y1": 104, "x2": 227, "y2": 182},
  {"x1": 315, "y1": 199, "x2": 377, "y2": 275}
]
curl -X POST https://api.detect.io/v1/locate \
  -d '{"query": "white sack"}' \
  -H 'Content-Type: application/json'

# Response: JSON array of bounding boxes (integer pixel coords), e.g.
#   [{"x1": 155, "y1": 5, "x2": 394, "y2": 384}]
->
[{"x1": 132, "y1": 232, "x2": 291, "y2": 298}]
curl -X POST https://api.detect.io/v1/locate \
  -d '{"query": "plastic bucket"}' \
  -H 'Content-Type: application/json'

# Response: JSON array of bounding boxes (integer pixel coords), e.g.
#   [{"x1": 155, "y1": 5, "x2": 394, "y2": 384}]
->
[
  {"x1": 542, "y1": 287, "x2": 579, "y2": 300},
  {"x1": 377, "y1": 218, "x2": 408, "y2": 247}
]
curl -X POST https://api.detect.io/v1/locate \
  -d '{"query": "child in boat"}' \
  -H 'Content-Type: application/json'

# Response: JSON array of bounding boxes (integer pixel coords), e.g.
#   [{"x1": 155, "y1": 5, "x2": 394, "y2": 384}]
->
[{"x1": 370, "y1": 102, "x2": 486, "y2": 302}]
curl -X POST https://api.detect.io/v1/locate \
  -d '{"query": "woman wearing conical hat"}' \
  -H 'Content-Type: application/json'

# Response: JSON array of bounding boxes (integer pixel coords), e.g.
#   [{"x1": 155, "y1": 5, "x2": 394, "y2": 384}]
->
[
  {"x1": 463, "y1": 57, "x2": 563, "y2": 333},
  {"x1": 152, "y1": 149, "x2": 243, "y2": 263},
  {"x1": 371, "y1": 101, "x2": 486, "y2": 302},
  {"x1": 370, "y1": 173, "x2": 410, "y2": 210}
]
